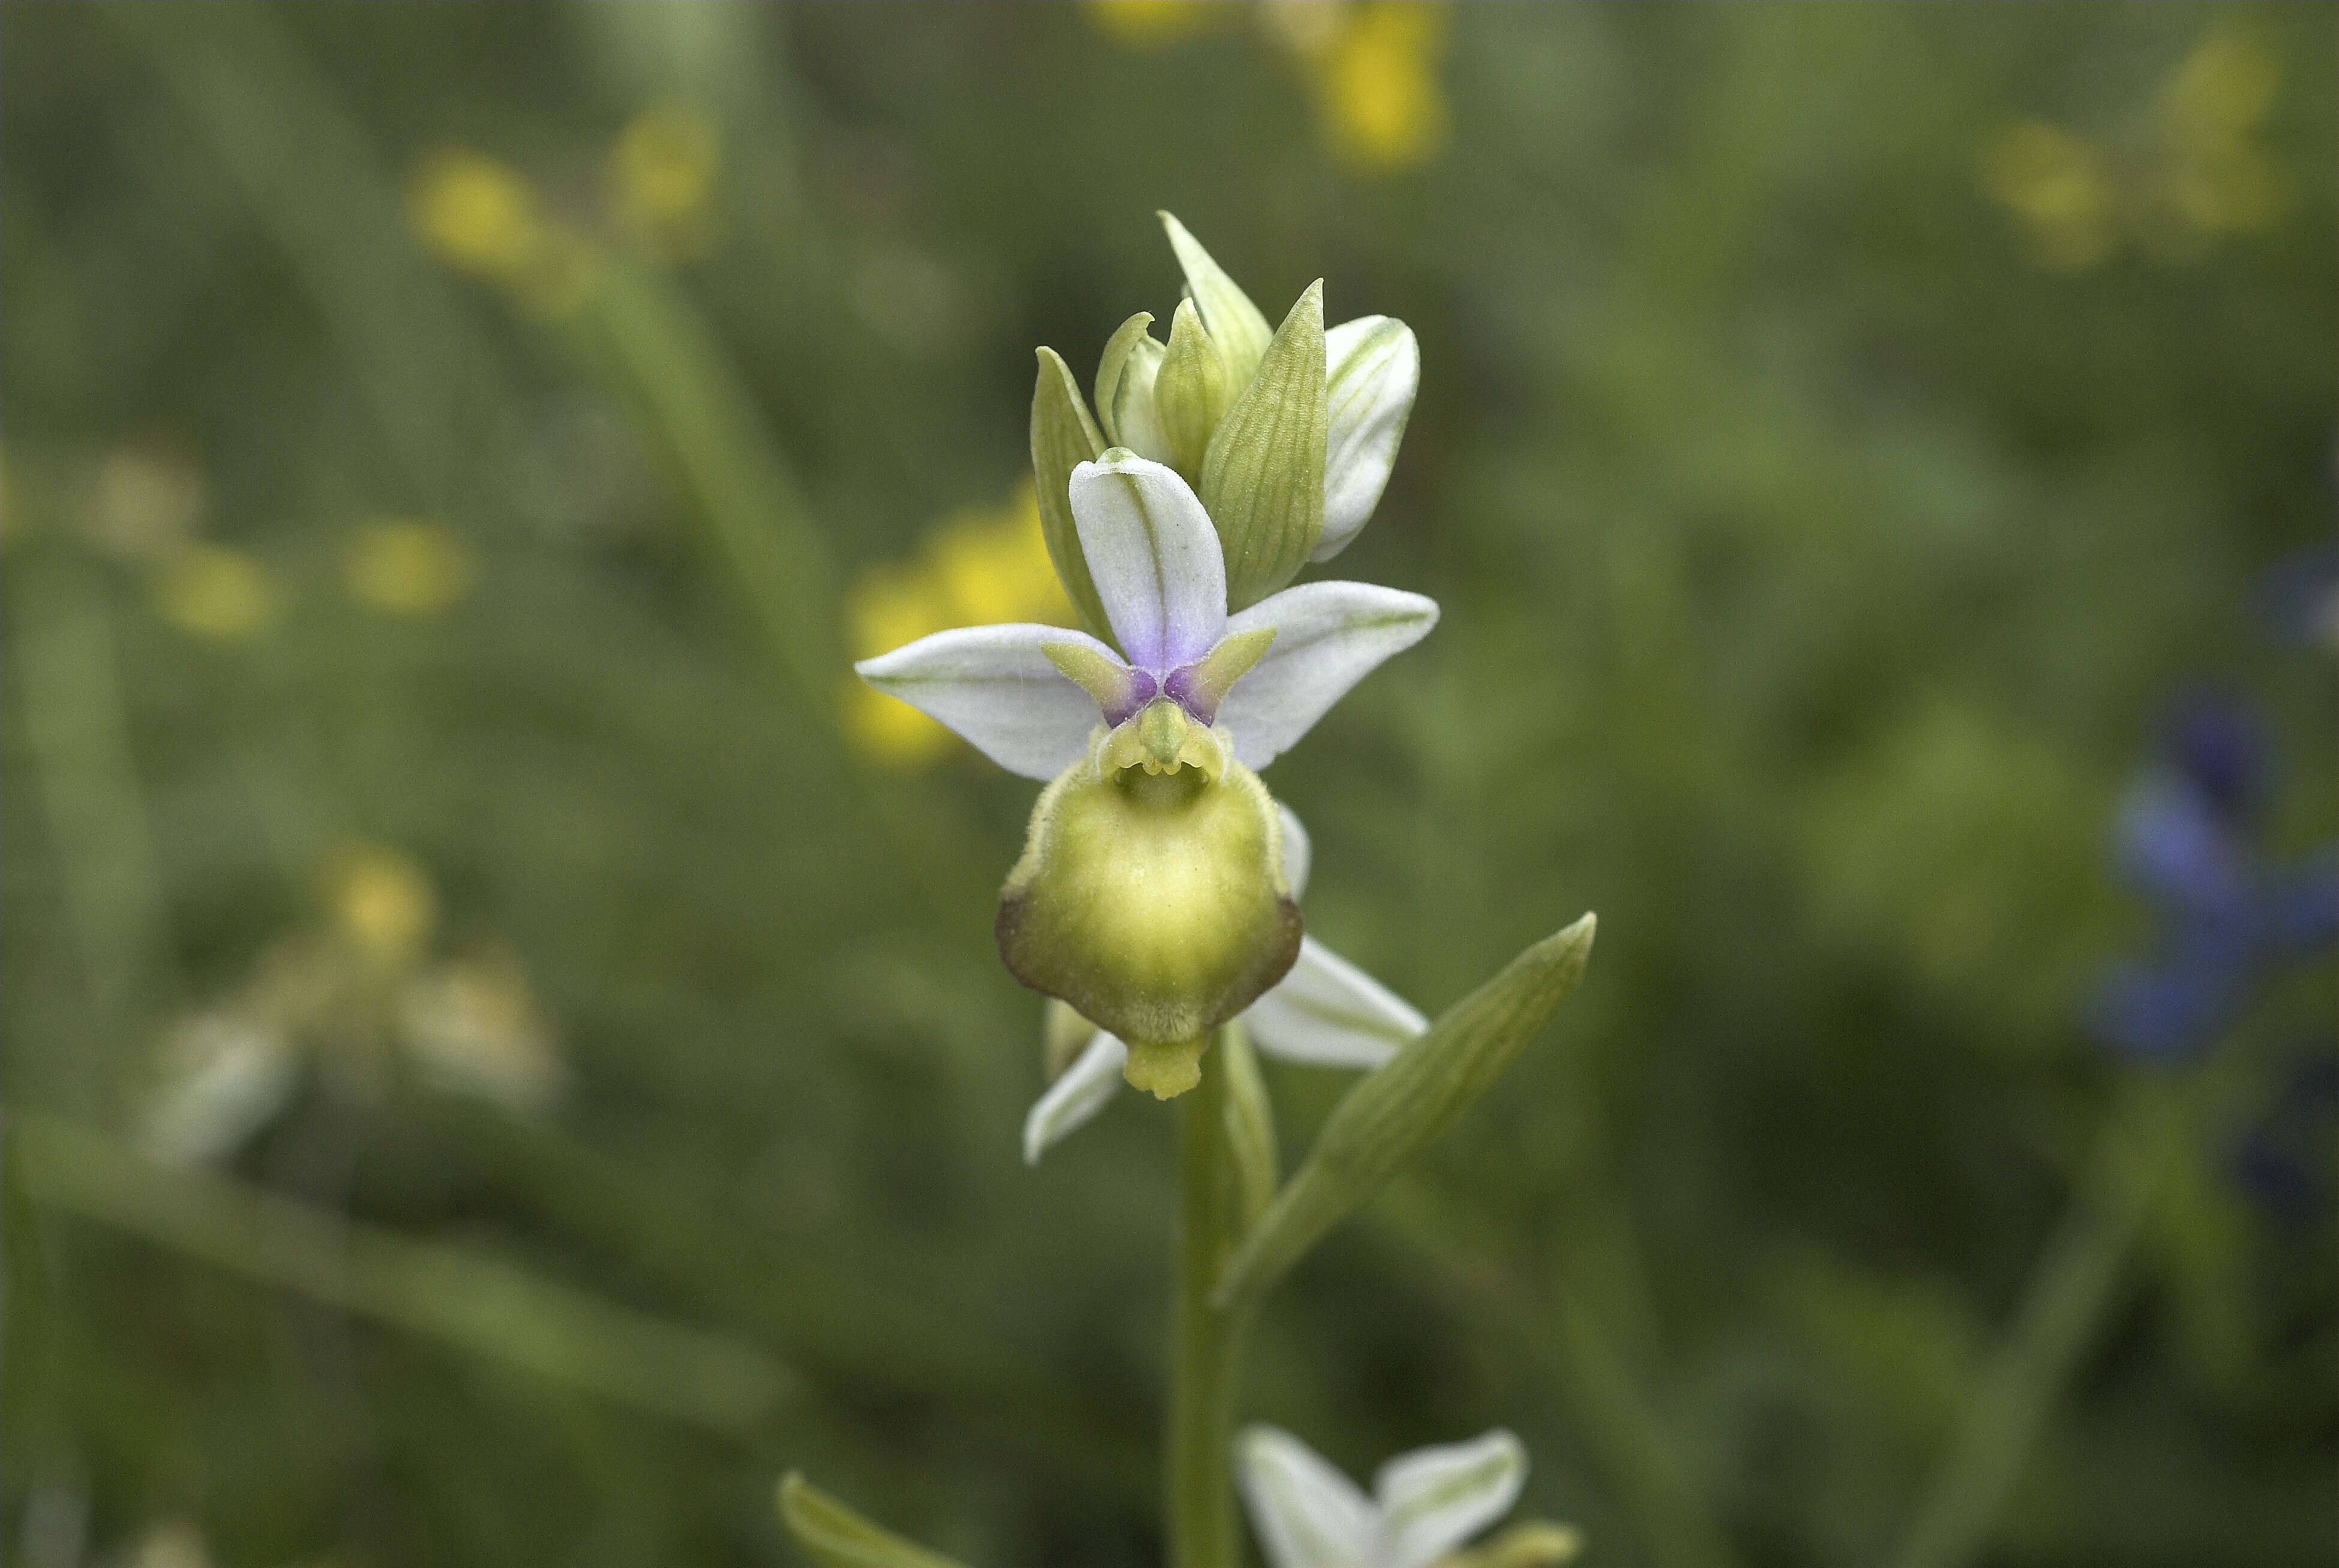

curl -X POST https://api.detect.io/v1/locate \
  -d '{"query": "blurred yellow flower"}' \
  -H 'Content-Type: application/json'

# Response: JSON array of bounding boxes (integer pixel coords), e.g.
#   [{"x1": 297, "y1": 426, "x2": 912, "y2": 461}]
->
[
  {"x1": 407, "y1": 148, "x2": 549, "y2": 281},
  {"x1": 1983, "y1": 26, "x2": 2283, "y2": 273},
  {"x1": 407, "y1": 147, "x2": 590, "y2": 316},
  {"x1": 1311, "y1": 1, "x2": 1451, "y2": 174},
  {"x1": 346, "y1": 517, "x2": 477, "y2": 617},
  {"x1": 1084, "y1": 0, "x2": 1224, "y2": 49},
  {"x1": 2154, "y1": 27, "x2": 2281, "y2": 242},
  {"x1": 325, "y1": 841, "x2": 439, "y2": 965},
  {"x1": 1087, "y1": 1, "x2": 1450, "y2": 175},
  {"x1": 1981, "y1": 121, "x2": 2116, "y2": 274},
  {"x1": 153, "y1": 544, "x2": 279, "y2": 641},
  {"x1": 611, "y1": 104, "x2": 723, "y2": 259},
  {"x1": 843, "y1": 481, "x2": 1074, "y2": 768},
  {"x1": 143, "y1": 856, "x2": 566, "y2": 1159}
]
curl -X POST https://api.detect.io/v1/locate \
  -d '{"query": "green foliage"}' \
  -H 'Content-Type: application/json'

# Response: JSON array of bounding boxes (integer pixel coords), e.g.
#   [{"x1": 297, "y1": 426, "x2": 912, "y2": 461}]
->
[{"x1": 1, "y1": 5, "x2": 2332, "y2": 1568}]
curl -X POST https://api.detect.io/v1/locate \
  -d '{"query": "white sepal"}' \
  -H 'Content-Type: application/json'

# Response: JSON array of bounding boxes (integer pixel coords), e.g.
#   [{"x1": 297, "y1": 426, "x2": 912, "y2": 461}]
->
[
  {"x1": 1317, "y1": 316, "x2": 1419, "y2": 561},
  {"x1": 1021, "y1": 1030, "x2": 1128, "y2": 1165},
  {"x1": 1216, "y1": 581, "x2": 1439, "y2": 769},
  {"x1": 1245, "y1": 936, "x2": 1425, "y2": 1070},
  {"x1": 1375, "y1": 1429, "x2": 1529, "y2": 1568},
  {"x1": 1277, "y1": 804, "x2": 1312, "y2": 901},
  {"x1": 1236, "y1": 1425, "x2": 1381, "y2": 1568},
  {"x1": 854, "y1": 623, "x2": 1112, "y2": 780},
  {"x1": 1069, "y1": 452, "x2": 1228, "y2": 670}
]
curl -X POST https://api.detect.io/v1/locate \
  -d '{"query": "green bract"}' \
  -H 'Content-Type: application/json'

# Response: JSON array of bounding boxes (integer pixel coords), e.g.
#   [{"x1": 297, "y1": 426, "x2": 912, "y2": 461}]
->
[{"x1": 997, "y1": 718, "x2": 1301, "y2": 1099}]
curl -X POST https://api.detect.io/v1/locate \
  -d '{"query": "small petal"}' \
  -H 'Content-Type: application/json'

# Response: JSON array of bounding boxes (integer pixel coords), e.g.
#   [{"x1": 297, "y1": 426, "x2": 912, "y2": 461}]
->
[
  {"x1": 1236, "y1": 1426, "x2": 1381, "y2": 1568},
  {"x1": 1165, "y1": 626, "x2": 1277, "y2": 723},
  {"x1": 1070, "y1": 452, "x2": 1228, "y2": 670},
  {"x1": 855, "y1": 624, "x2": 1107, "y2": 779},
  {"x1": 1278, "y1": 805, "x2": 1312, "y2": 901},
  {"x1": 1022, "y1": 1031, "x2": 1128, "y2": 1165},
  {"x1": 1374, "y1": 1429, "x2": 1528, "y2": 1568},
  {"x1": 1216, "y1": 581, "x2": 1439, "y2": 769},
  {"x1": 1042, "y1": 638, "x2": 1155, "y2": 725},
  {"x1": 1244, "y1": 937, "x2": 1424, "y2": 1069},
  {"x1": 1317, "y1": 316, "x2": 1419, "y2": 561}
]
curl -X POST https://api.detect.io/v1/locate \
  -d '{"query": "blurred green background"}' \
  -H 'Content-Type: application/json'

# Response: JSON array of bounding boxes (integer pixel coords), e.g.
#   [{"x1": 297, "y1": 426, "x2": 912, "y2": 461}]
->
[{"x1": 3, "y1": 4, "x2": 2334, "y2": 1567}]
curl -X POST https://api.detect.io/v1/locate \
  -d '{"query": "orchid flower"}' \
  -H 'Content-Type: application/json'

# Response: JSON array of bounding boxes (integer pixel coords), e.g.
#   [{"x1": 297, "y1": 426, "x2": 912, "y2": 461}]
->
[
  {"x1": 1022, "y1": 804, "x2": 1427, "y2": 1163},
  {"x1": 855, "y1": 452, "x2": 1435, "y2": 785},
  {"x1": 858, "y1": 451, "x2": 1434, "y2": 1093},
  {"x1": 1236, "y1": 1425, "x2": 1551, "y2": 1568},
  {"x1": 856, "y1": 218, "x2": 1435, "y2": 1101}
]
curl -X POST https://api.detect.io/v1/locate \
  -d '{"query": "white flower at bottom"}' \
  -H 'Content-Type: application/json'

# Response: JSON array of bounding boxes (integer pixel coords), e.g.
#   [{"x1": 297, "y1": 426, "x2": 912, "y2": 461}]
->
[
  {"x1": 1236, "y1": 1425, "x2": 1528, "y2": 1568},
  {"x1": 1021, "y1": 807, "x2": 1428, "y2": 1163}
]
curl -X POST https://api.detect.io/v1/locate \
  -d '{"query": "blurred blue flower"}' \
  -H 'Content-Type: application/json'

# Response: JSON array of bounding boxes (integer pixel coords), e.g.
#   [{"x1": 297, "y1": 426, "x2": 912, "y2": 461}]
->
[{"x1": 2089, "y1": 692, "x2": 2339, "y2": 1065}]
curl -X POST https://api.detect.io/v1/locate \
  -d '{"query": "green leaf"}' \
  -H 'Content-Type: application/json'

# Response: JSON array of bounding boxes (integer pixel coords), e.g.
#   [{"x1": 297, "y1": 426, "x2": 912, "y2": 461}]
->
[
  {"x1": 778, "y1": 1474, "x2": 971, "y2": 1568},
  {"x1": 1200, "y1": 281, "x2": 1327, "y2": 611},
  {"x1": 1030, "y1": 347, "x2": 1114, "y2": 646},
  {"x1": 1159, "y1": 210, "x2": 1273, "y2": 387},
  {"x1": 1213, "y1": 914, "x2": 1596, "y2": 1306}
]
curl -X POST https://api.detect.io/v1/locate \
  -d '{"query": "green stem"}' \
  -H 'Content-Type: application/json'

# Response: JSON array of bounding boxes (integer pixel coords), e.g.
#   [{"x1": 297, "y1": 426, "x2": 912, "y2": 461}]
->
[
  {"x1": 1887, "y1": 1078, "x2": 2182, "y2": 1568},
  {"x1": 1169, "y1": 1036, "x2": 1252, "y2": 1568}
]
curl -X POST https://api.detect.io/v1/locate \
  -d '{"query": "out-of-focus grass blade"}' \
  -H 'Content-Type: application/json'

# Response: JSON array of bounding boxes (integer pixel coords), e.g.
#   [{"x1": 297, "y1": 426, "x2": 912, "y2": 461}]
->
[
  {"x1": 778, "y1": 1473, "x2": 972, "y2": 1568},
  {"x1": 7, "y1": 557, "x2": 175, "y2": 1049},
  {"x1": 1373, "y1": 1179, "x2": 1741, "y2": 1568},
  {"x1": 10, "y1": 1113, "x2": 794, "y2": 1435},
  {"x1": 101, "y1": 2, "x2": 517, "y2": 516},
  {"x1": 571, "y1": 256, "x2": 839, "y2": 716},
  {"x1": 427, "y1": 1093, "x2": 1155, "y2": 1504}
]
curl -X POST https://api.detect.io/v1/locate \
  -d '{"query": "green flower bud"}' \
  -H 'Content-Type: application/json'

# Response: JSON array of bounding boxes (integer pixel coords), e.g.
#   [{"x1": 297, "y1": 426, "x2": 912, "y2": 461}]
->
[
  {"x1": 1153, "y1": 297, "x2": 1233, "y2": 481},
  {"x1": 997, "y1": 703, "x2": 1302, "y2": 1099},
  {"x1": 1095, "y1": 311, "x2": 1171, "y2": 466}
]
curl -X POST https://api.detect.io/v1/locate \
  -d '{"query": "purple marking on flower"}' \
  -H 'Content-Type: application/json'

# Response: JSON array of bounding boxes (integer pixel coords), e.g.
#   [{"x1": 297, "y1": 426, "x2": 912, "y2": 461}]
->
[
  {"x1": 1103, "y1": 667, "x2": 1161, "y2": 726},
  {"x1": 854, "y1": 452, "x2": 1438, "y2": 779},
  {"x1": 1163, "y1": 663, "x2": 1216, "y2": 723}
]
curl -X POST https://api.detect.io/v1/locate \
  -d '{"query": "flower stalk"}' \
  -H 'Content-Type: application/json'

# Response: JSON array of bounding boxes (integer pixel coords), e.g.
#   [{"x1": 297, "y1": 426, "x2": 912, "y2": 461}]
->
[{"x1": 1169, "y1": 1032, "x2": 1256, "y2": 1568}]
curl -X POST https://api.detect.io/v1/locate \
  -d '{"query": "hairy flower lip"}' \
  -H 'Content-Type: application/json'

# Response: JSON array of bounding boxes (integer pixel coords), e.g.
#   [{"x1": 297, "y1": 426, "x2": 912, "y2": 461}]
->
[
  {"x1": 997, "y1": 750, "x2": 1302, "y2": 1060},
  {"x1": 1020, "y1": 804, "x2": 1434, "y2": 1163}
]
